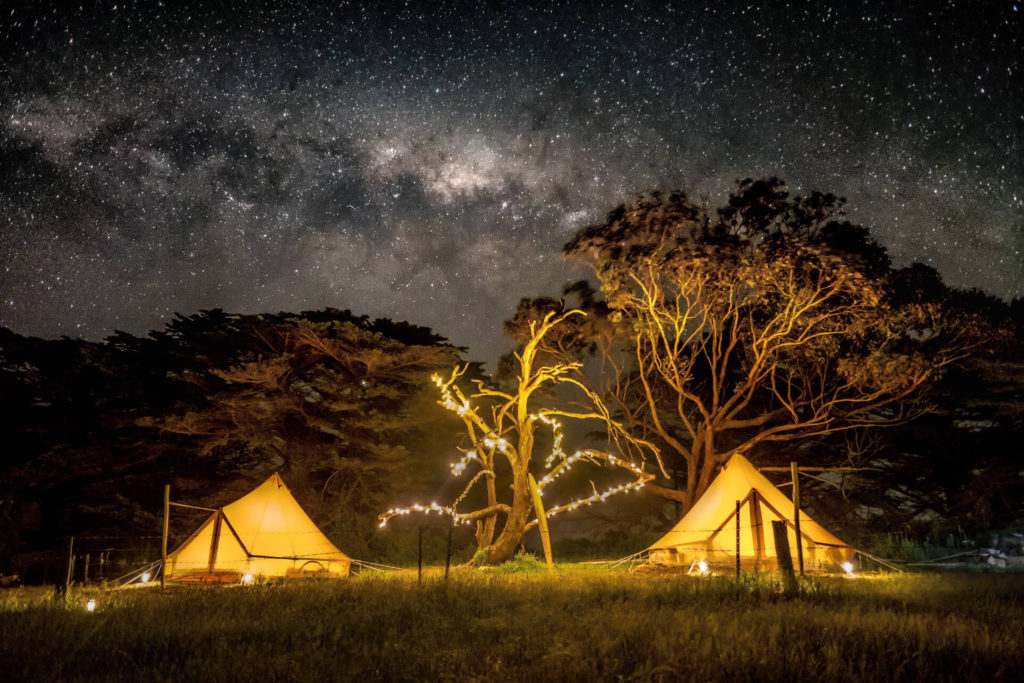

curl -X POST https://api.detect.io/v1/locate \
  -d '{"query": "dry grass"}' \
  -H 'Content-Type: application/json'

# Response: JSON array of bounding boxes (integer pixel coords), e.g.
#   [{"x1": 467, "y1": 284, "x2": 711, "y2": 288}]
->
[{"x1": 2, "y1": 567, "x2": 1022, "y2": 681}]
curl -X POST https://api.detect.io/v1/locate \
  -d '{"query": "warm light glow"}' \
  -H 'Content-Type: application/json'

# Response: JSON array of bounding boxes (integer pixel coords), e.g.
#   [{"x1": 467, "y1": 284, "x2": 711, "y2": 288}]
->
[
  {"x1": 698, "y1": 560, "x2": 708, "y2": 574},
  {"x1": 241, "y1": 573, "x2": 254, "y2": 584},
  {"x1": 140, "y1": 572, "x2": 150, "y2": 582},
  {"x1": 86, "y1": 599, "x2": 96, "y2": 612},
  {"x1": 841, "y1": 561, "x2": 855, "y2": 577},
  {"x1": 381, "y1": 354, "x2": 656, "y2": 532}
]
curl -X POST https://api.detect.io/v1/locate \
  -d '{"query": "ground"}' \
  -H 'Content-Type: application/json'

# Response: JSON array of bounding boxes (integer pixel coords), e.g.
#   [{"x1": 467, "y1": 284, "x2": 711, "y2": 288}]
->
[{"x1": 2, "y1": 566, "x2": 1022, "y2": 681}]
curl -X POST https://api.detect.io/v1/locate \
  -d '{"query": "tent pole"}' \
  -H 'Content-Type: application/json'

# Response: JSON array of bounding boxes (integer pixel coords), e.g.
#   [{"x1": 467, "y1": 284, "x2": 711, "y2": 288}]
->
[
  {"x1": 749, "y1": 489, "x2": 765, "y2": 570},
  {"x1": 791, "y1": 461, "x2": 803, "y2": 576},
  {"x1": 161, "y1": 484, "x2": 170, "y2": 591},
  {"x1": 418, "y1": 526, "x2": 423, "y2": 583}
]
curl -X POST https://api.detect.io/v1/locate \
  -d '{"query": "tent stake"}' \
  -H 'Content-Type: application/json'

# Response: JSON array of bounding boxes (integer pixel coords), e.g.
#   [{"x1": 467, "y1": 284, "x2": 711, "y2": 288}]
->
[
  {"x1": 791, "y1": 461, "x2": 803, "y2": 576},
  {"x1": 161, "y1": 484, "x2": 170, "y2": 591}
]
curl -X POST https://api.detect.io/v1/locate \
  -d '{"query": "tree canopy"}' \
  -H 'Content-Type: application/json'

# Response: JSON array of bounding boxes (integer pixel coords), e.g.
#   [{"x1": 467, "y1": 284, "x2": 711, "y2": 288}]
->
[
  {"x1": 0, "y1": 308, "x2": 468, "y2": 562},
  {"x1": 560, "y1": 179, "x2": 999, "y2": 511}
]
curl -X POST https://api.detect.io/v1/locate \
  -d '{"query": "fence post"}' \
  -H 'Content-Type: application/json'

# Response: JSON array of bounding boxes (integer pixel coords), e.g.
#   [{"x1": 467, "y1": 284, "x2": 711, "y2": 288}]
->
[
  {"x1": 56, "y1": 536, "x2": 74, "y2": 598},
  {"x1": 161, "y1": 484, "x2": 170, "y2": 591},
  {"x1": 735, "y1": 500, "x2": 741, "y2": 579},
  {"x1": 444, "y1": 516, "x2": 454, "y2": 581},
  {"x1": 773, "y1": 520, "x2": 796, "y2": 592}
]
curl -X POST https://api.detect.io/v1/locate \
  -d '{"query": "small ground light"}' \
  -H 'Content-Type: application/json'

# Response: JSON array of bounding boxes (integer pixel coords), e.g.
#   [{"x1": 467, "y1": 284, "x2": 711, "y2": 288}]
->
[
  {"x1": 140, "y1": 572, "x2": 150, "y2": 582},
  {"x1": 241, "y1": 573, "x2": 254, "y2": 584},
  {"x1": 698, "y1": 560, "x2": 708, "y2": 574},
  {"x1": 841, "y1": 562, "x2": 855, "y2": 578},
  {"x1": 86, "y1": 599, "x2": 96, "y2": 612}
]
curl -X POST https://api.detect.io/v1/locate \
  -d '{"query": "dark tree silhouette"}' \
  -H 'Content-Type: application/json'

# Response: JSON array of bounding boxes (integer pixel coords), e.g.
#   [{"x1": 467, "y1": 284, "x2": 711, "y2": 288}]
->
[{"x1": 561, "y1": 179, "x2": 997, "y2": 511}]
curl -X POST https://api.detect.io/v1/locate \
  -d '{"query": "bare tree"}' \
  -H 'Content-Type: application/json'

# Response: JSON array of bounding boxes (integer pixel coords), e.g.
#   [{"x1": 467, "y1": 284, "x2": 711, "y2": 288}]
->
[{"x1": 379, "y1": 310, "x2": 657, "y2": 565}]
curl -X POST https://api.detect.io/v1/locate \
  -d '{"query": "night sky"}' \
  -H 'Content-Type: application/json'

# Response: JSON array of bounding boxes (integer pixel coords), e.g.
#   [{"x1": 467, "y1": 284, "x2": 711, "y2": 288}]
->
[{"x1": 2, "y1": 1, "x2": 1021, "y2": 364}]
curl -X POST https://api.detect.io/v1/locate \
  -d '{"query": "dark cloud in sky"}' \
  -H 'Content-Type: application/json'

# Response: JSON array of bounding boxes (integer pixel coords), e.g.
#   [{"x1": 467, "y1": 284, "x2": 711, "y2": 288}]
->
[{"x1": 2, "y1": 1, "x2": 1021, "y2": 364}]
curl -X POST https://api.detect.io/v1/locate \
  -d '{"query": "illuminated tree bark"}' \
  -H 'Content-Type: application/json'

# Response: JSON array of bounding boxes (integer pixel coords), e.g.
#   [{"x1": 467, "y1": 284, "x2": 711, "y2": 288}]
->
[
  {"x1": 564, "y1": 180, "x2": 991, "y2": 511},
  {"x1": 380, "y1": 310, "x2": 656, "y2": 565}
]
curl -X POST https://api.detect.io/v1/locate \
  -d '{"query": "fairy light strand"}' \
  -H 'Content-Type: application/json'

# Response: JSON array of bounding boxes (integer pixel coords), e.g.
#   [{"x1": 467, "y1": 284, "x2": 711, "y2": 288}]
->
[{"x1": 380, "y1": 365, "x2": 656, "y2": 531}]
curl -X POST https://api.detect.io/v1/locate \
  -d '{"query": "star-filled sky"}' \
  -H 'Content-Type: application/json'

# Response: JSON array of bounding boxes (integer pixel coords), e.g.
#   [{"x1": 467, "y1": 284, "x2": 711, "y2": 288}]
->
[{"x1": 2, "y1": 1, "x2": 1021, "y2": 364}]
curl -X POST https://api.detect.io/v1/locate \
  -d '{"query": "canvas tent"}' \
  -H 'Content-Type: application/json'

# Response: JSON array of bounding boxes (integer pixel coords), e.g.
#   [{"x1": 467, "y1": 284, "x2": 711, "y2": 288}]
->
[
  {"x1": 166, "y1": 473, "x2": 351, "y2": 582},
  {"x1": 648, "y1": 453, "x2": 855, "y2": 570}
]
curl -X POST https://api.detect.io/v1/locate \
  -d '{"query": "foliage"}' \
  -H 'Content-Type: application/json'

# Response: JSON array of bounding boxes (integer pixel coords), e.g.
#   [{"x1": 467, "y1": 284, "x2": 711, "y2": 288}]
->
[
  {"x1": 561, "y1": 178, "x2": 1002, "y2": 511},
  {"x1": 494, "y1": 551, "x2": 549, "y2": 574},
  {"x1": 0, "y1": 308, "x2": 469, "y2": 561},
  {"x1": 2, "y1": 572, "x2": 1023, "y2": 681}
]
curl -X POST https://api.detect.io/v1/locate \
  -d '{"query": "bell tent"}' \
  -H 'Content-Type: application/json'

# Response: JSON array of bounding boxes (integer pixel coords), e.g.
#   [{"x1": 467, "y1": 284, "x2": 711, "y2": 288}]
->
[
  {"x1": 166, "y1": 473, "x2": 351, "y2": 582},
  {"x1": 648, "y1": 453, "x2": 854, "y2": 570}
]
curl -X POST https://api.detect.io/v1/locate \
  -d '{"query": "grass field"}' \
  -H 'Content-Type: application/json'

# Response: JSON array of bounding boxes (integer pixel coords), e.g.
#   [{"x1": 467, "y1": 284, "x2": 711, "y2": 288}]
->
[{"x1": 2, "y1": 566, "x2": 1023, "y2": 681}]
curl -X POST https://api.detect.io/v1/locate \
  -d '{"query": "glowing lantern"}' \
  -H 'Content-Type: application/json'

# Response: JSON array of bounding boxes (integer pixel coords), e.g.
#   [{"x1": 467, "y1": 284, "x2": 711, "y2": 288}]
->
[{"x1": 86, "y1": 599, "x2": 96, "y2": 612}]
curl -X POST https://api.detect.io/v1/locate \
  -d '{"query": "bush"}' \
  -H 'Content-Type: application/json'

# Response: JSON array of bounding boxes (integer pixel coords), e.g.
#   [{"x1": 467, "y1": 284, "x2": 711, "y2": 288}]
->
[{"x1": 494, "y1": 552, "x2": 549, "y2": 573}]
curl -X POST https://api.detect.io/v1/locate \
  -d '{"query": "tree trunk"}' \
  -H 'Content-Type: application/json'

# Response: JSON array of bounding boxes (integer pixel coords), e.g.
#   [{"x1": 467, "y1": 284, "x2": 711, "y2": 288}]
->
[
  {"x1": 485, "y1": 465, "x2": 533, "y2": 564},
  {"x1": 475, "y1": 472, "x2": 498, "y2": 548}
]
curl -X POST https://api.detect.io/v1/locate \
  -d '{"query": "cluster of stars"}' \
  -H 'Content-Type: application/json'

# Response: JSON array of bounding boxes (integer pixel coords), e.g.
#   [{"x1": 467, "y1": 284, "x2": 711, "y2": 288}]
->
[{"x1": 1, "y1": 2, "x2": 1020, "y2": 361}]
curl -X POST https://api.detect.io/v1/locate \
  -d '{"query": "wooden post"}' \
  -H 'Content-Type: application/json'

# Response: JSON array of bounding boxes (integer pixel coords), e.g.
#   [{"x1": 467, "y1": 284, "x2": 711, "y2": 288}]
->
[
  {"x1": 83, "y1": 553, "x2": 91, "y2": 585},
  {"x1": 58, "y1": 536, "x2": 74, "y2": 597},
  {"x1": 772, "y1": 520, "x2": 794, "y2": 576},
  {"x1": 791, "y1": 461, "x2": 804, "y2": 576},
  {"x1": 773, "y1": 520, "x2": 796, "y2": 592},
  {"x1": 418, "y1": 526, "x2": 423, "y2": 583},
  {"x1": 444, "y1": 516, "x2": 453, "y2": 581},
  {"x1": 735, "y1": 500, "x2": 741, "y2": 579},
  {"x1": 161, "y1": 484, "x2": 170, "y2": 591},
  {"x1": 527, "y1": 473, "x2": 554, "y2": 572}
]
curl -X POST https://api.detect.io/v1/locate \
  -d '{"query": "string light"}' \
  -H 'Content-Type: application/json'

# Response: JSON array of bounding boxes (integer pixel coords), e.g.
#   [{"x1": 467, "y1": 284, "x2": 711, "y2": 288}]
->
[
  {"x1": 450, "y1": 450, "x2": 478, "y2": 476},
  {"x1": 542, "y1": 469, "x2": 653, "y2": 520},
  {"x1": 378, "y1": 501, "x2": 474, "y2": 528},
  {"x1": 384, "y1": 349, "x2": 659, "y2": 535}
]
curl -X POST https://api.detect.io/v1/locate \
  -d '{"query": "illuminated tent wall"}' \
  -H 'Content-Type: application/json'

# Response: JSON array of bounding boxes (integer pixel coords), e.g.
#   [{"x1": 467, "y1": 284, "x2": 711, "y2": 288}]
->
[
  {"x1": 166, "y1": 473, "x2": 351, "y2": 582},
  {"x1": 648, "y1": 453, "x2": 854, "y2": 570}
]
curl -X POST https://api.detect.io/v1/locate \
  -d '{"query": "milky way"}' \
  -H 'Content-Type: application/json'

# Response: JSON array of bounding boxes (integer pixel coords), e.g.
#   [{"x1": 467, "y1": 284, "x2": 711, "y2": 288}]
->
[{"x1": 1, "y1": 1, "x2": 1021, "y2": 364}]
